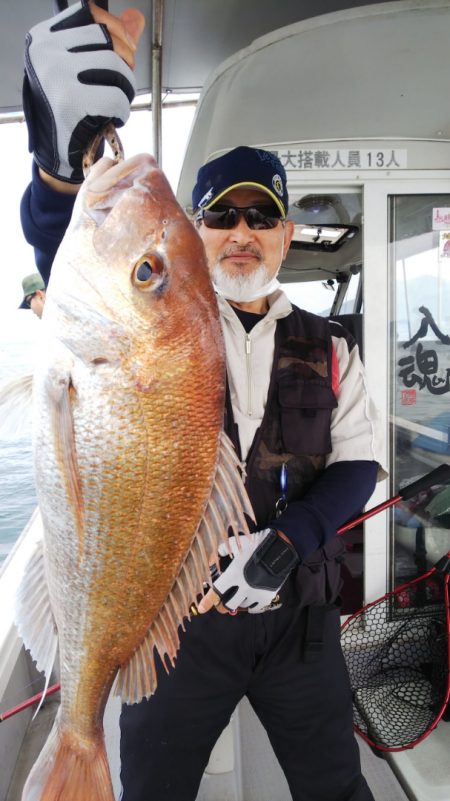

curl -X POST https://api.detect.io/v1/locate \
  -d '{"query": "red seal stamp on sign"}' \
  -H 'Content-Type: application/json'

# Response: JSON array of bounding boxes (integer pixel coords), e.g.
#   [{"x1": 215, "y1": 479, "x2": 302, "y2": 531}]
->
[{"x1": 401, "y1": 389, "x2": 416, "y2": 405}]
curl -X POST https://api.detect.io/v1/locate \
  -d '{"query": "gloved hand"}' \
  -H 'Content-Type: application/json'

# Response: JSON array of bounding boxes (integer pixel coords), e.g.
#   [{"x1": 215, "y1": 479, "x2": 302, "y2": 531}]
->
[
  {"x1": 202, "y1": 529, "x2": 299, "y2": 614},
  {"x1": 23, "y1": 0, "x2": 139, "y2": 183}
]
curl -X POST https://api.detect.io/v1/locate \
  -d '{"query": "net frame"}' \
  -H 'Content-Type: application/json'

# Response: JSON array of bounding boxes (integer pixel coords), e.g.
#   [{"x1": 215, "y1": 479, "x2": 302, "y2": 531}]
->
[{"x1": 341, "y1": 557, "x2": 450, "y2": 751}]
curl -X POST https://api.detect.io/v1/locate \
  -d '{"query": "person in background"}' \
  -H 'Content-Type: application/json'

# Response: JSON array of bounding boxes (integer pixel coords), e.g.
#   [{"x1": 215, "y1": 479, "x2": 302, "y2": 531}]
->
[
  {"x1": 20, "y1": 3, "x2": 386, "y2": 800},
  {"x1": 19, "y1": 272, "x2": 46, "y2": 318}
]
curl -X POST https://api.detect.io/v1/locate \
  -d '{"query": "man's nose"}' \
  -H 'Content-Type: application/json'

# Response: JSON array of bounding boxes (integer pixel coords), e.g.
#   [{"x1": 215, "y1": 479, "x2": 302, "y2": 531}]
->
[{"x1": 229, "y1": 215, "x2": 255, "y2": 242}]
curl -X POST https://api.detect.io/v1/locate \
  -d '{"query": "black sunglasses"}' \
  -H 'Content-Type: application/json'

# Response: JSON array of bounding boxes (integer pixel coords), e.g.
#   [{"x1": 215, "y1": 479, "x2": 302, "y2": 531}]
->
[
  {"x1": 196, "y1": 204, "x2": 283, "y2": 231},
  {"x1": 25, "y1": 293, "x2": 37, "y2": 308}
]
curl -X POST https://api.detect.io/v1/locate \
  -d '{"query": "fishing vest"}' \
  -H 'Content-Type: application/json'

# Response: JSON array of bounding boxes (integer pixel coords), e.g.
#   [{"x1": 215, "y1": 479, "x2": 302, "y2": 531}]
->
[{"x1": 224, "y1": 305, "x2": 347, "y2": 608}]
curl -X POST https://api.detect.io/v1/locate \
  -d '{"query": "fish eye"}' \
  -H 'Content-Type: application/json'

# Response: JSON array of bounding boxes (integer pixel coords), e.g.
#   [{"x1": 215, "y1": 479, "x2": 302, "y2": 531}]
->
[
  {"x1": 136, "y1": 261, "x2": 153, "y2": 281},
  {"x1": 132, "y1": 253, "x2": 165, "y2": 288}
]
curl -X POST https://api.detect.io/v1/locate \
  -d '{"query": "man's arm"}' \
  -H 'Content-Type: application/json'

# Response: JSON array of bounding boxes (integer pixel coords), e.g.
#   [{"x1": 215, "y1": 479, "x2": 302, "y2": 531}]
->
[
  {"x1": 272, "y1": 460, "x2": 378, "y2": 561},
  {"x1": 199, "y1": 459, "x2": 378, "y2": 615},
  {"x1": 20, "y1": 163, "x2": 77, "y2": 286},
  {"x1": 20, "y1": 1, "x2": 144, "y2": 283},
  {"x1": 23, "y1": 1, "x2": 142, "y2": 186}
]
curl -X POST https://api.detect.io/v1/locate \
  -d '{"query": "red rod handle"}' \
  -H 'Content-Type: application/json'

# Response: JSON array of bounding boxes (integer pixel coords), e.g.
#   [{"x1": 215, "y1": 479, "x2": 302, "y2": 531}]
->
[{"x1": 337, "y1": 495, "x2": 402, "y2": 535}]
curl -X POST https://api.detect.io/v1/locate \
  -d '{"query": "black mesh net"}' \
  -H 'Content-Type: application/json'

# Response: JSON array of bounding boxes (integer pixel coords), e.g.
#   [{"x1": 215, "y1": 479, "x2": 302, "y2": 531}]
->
[{"x1": 341, "y1": 571, "x2": 449, "y2": 750}]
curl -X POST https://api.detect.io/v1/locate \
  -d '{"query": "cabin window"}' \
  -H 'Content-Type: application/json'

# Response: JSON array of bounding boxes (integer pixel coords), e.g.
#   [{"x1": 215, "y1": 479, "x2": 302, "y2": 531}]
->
[
  {"x1": 389, "y1": 194, "x2": 450, "y2": 599},
  {"x1": 283, "y1": 280, "x2": 339, "y2": 316}
]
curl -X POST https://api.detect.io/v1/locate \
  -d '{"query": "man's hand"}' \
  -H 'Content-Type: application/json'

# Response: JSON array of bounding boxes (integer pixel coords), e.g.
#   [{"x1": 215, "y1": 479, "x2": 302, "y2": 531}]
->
[
  {"x1": 23, "y1": 0, "x2": 145, "y2": 188},
  {"x1": 198, "y1": 529, "x2": 299, "y2": 615}
]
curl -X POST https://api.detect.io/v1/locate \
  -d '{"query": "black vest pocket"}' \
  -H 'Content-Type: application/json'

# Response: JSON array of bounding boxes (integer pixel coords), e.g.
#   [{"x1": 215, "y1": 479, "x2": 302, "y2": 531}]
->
[
  {"x1": 279, "y1": 383, "x2": 338, "y2": 455},
  {"x1": 293, "y1": 536, "x2": 346, "y2": 608}
]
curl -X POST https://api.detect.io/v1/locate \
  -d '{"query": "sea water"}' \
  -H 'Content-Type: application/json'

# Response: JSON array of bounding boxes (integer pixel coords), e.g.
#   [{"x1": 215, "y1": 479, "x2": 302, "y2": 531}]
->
[{"x1": 0, "y1": 315, "x2": 40, "y2": 566}]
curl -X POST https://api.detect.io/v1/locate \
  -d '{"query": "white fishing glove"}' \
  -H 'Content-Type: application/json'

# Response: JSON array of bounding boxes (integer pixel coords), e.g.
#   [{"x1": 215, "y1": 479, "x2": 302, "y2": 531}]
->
[
  {"x1": 213, "y1": 529, "x2": 299, "y2": 614},
  {"x1": 23, "y1": 0, "x2": 136, "y2": 183}
]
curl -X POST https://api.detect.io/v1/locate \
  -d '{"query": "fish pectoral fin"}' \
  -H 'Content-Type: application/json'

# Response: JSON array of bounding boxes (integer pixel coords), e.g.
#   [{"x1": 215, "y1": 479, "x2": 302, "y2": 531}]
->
[
  {"x1": 15, "y1": 534, "x2": 58, "y2": 695},
  {"x1": 114, "y1": 432, "x2": 255, "y2": 705},
  {"x1": 48, "y1": 371, "x2": 85, "y2": 555},
  {"x1": 0, "y1": 374, "x2": 34, "y2": 439},
  {"x1": 205, "y1": 430, "x2": 255, "y2": 549}
]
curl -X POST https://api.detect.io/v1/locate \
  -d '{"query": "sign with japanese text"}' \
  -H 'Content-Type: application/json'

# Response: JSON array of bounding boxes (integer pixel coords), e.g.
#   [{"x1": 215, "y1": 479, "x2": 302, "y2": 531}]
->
[
  {"x1": 438, "y1": 231, "x2": 450, "y2": 260},
  {"x1": 274, "y1": 148, "x2": 407, "y2": 171},
  {"x1": 399, "y1": 342, "x2": 450, "y2": 396},
  {"x1": 432, "y1": 208, "x2": 450, "y2": 230},
  {"x1": 398, "y1": 308, "x2": 450, "y2": 397}
]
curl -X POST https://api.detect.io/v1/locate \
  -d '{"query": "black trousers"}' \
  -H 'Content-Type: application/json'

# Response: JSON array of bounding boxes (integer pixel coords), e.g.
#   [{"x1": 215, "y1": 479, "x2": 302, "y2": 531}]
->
[{"x1": 120, "y1": 602, "x2": 374, "y2": 801}]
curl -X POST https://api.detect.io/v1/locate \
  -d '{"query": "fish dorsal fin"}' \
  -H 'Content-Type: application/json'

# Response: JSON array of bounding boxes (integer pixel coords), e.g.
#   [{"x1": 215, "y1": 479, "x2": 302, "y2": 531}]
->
[
  {"x1": 15, "y1": 534, "x2": 59, "y2": 710},
  {"x1": 114, "y1": 431, "x2": 254, "y2": 703}
]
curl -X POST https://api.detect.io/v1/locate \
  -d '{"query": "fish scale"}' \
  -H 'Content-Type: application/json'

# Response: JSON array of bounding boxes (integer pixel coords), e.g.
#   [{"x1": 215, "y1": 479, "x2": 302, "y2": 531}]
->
[{"x1": 15, "y1": 153, "x2": 254, "y2": 801}]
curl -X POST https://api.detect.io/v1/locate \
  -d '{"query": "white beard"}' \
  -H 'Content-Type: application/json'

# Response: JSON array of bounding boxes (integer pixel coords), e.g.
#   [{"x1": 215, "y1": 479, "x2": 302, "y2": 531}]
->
[{"x1": 211, "y1": 263, "x2": 280, "y2": 302}]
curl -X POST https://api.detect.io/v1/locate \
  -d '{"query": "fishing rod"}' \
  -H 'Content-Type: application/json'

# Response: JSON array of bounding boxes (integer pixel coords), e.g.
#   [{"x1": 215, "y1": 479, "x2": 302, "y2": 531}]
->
[
  {"x1": 2, "y1": 463, "x2": 449, "y2": 722},
  {"x1": 0, "y1": 683, "x2": 60, "y2": 722}
]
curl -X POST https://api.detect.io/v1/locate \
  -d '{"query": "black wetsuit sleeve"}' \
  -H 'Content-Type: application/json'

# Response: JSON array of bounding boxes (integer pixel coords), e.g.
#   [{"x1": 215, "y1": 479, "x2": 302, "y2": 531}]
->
[{"x1": 20, "y1": 161, "x2": 77, "y2": 286}]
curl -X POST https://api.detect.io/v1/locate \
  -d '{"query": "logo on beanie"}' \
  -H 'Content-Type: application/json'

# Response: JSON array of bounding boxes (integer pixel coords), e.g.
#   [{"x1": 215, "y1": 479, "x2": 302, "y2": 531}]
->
[
  {"x1": 272, "y1": 174, "x2": 283, "y2": 197},
  {"x1": 198, "y1": 188, "x2": 214, "y2": 208}
]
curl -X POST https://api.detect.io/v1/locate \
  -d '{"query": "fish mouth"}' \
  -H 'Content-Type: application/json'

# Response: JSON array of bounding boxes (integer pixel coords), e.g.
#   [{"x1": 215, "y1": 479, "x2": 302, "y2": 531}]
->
[
  {"x1": 79, "y1": 153, "x2": 183, "y2": 301},
  {"x1": 85, "y1": 153, "x2": 159, "y2": 197},
  {"x1": 82, "y1": 154, "x2": 160, "y2": 228},
  {"x1": 82, "y1": 122, "x2": 124, "y2": 178}
]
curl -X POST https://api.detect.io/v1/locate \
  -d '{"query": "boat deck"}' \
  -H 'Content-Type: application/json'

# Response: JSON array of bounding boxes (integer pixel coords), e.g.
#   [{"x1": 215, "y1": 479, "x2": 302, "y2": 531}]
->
[
  {"x1": 5, "y1": 692, "x2": 59, "y2": 801},
  {"x1": 4, "y1": 682, "x2": 438, "y2": 801}
]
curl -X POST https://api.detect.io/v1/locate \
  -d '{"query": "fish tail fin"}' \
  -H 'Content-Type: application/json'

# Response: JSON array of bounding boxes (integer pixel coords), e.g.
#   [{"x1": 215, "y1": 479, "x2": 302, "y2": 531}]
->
[{"x1": 22, "y1": 712, "x2": 114, "y2": 801}]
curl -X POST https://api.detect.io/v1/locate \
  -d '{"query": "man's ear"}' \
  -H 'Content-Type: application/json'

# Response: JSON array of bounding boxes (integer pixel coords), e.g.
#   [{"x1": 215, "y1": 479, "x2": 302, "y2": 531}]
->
[{"x1": 282, "y1": 220, "x2": 295, "y2": 260}]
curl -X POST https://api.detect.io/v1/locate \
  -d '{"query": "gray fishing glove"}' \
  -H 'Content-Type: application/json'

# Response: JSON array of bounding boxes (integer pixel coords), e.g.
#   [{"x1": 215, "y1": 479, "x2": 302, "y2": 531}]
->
[
  {"x1": 213, "y1": 529, "x2": 299, "y2": 613},
  {"x1": 23, "y1": 0, "x2": 136, "y2": 183}
]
